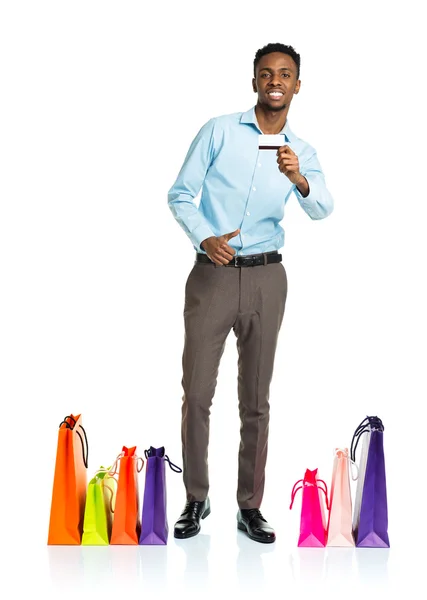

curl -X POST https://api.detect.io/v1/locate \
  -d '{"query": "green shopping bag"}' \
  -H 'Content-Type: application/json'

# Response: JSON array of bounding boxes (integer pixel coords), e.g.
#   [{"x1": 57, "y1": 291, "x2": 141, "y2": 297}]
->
[{"x1": 82, "y1": 467, "x2": 116, "y2": 545}]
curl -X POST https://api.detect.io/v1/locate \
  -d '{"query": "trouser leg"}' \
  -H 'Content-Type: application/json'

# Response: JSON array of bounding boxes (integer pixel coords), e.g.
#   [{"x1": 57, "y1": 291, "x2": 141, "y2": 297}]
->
[
  {"x1": 181, "y1": 262, "x2": 239, "y2": 501},
  {"x1": 233, "y1": 262, "x2": 288, "y2": 509}
]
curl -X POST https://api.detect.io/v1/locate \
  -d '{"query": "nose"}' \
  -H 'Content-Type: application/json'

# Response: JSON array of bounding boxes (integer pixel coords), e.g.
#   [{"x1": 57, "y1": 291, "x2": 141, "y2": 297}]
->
[{"x1": 268, "y1": 74, "x2": 282, "y2": 88}]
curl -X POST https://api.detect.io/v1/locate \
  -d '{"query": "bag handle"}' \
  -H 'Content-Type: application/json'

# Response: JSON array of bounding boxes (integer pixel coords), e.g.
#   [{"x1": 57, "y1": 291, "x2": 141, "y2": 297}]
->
[
  {"x1": 93, "y1": 467, "x2": 118, "y2": 513},
  {"x1": 76, "y1": 426, "x2": 89, "y2": 469},
  {"x1": 333, "y1": 448, "x2": 359, "y2": 481},
  {"x1": 289, "y1": 479, "x2": 304, "y2": 510},
  {"x1": 349, "y1": 457, "x2": 359, "y2": 481},
  {"x1": 316, "y1": 478, "x2": 330, "y2": 511},
  {"x1": 350, "y1": 417, "x2": 371, "y2": 462},
  {"x1": 164, "y1": 455, "x2": 182, "y2": 473},
  {"x1": 103, "y1": 476, "x2": 118, "y2": 514},
  {"x1": 106, "y1": 450, "x2": 144, "y2": 475},
  {"x1": 350, "y1": 416, "x2": 384, "y2": 463},
  {"x1": 59, "y1": 415, "x2": 76, "y2": 428},
  {"x1": 107, "y1": 452, "x2": 124, "y2": 476},
  {"x1": 143, "y1": 447, "x2": 183, "y2": 473},
  {"x1": 289, "y1": 477, "x2": 330, "y2": 510},
  {"x1": 59, "y1": 415, "x2": 89, "y2": 469}
]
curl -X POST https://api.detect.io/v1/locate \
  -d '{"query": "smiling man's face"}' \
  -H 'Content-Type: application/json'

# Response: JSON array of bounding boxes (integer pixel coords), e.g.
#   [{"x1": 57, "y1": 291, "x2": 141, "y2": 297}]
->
[{"x1": 253, "y1": 52, "x2": 300, "y2": 112}]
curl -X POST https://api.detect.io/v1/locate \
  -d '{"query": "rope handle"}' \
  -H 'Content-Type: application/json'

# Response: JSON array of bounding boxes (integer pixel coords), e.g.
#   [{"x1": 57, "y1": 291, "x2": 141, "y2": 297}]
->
[
  {"x1": 92, "y1": 467, "x2": 118, "y2": 514},
  {"x1": 143, "y1": 447, "x2": 183, "y2": 473},
  {"x1": 349, "y1": 458, "x2": 359, "y2": 481},
  {"x1": 105, "y1": 450, "x2": 144, "y2": 475},
  {"x1": 59, "y1": 415, "x2": 76, "y2": 428},
  {"x1": 165, "y1": 455, "x2": 182, "y2": 473},
  {"x1": 289, "y1": 477, "x2": 330, "y2": 510},
  {"x1": 59, "y1": 415, "x2": 88, "y2": 468},
  {"x1": 103, "y1": 477, "x2": 118, "y2": 514},
  {"x1": 350, "y1": 417, "x2": 370, "y2": 463},
  {"x1": 350, "y1": 416, "x2": 384, "y2": 463},
  {"x1": 76, "y1": 426, "x2": 89, "y2": 469},
  {"x1": 316, "y1": 478, "x2": 330, "y2": 511},
  {"x1": 333, "y1": 448, "x2": 360, "y2": 481},
  {"x1": 106, "y1": 452, "x2": 124, "y2": 476},
  {"x1": 289, "y1": 479, "x2": 304, "y2": 509}
]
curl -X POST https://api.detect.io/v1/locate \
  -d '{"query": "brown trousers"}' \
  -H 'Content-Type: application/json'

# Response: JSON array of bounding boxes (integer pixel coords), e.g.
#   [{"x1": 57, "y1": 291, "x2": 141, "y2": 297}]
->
[{"x1": 181, "y1": 256, "x2": 288, "y2": 509}]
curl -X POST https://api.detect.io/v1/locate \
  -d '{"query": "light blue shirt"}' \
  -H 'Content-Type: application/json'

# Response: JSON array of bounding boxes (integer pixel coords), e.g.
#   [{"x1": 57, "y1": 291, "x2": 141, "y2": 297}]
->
[{"x1": 168, "y1": 105, "x2": 334, "y2": 255}]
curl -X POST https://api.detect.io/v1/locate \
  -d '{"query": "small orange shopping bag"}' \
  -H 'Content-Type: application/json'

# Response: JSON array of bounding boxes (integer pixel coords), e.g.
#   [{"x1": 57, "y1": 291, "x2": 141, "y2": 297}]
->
[
  {"x1": 110, "y1": 446, "x2": 144, "y2": 545},
  {"x1": 48, "y1": 414, "x2": 89, "y2": 544}
]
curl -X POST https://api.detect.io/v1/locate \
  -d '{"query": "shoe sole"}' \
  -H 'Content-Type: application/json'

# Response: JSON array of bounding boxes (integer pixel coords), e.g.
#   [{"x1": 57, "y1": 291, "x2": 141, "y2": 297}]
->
[
  {"x1": 174, "y1": 506, "x2": 211, "y2": 539},
  {"x1": 237, "y1": 521, "x2": 276, "y2": 544}
]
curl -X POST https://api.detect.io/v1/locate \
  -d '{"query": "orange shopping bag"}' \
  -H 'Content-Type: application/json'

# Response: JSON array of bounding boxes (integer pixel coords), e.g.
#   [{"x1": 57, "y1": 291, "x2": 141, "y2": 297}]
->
[
  {"x1": 110, "y1": 446, "x2": 144, "y2": 544},
  {"x1": 48, "y1": 414, "x2": 89, "y2": 544}
]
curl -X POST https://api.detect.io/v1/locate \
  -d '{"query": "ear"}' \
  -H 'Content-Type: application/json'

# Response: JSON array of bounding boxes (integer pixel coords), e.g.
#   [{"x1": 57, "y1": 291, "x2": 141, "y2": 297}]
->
[
  {"x1": 294, "y1": 80, "x2": 301, "y2": 95},
  {"x1": 252, "y1": 77, "x2": 257, "y2": 93}
]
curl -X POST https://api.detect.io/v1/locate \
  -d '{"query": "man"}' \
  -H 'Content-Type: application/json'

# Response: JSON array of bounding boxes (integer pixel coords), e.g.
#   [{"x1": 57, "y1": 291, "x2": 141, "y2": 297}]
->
[{"x1": 167, "y1": 43, "x2": 334, "y2": 544}]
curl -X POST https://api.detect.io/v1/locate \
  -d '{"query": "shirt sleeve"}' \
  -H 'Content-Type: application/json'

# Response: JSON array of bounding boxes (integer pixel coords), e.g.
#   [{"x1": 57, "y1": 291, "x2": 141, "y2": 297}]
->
[
  {"x1": 167, "y1": 117, "x2": 217, "y2": 250},
  {"x1": 293, "y1": 148, "x2": 334, "y2": 220}
]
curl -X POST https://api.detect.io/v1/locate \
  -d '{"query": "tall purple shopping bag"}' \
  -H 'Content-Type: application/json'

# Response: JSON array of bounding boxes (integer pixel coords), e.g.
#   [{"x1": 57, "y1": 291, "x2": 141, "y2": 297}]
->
[
  {"x1": 350, "y1": 416, "x2": 390, "y2": 548},
  {"x1": 139, "y1": 446, "x2": 182, "y2": 545}
]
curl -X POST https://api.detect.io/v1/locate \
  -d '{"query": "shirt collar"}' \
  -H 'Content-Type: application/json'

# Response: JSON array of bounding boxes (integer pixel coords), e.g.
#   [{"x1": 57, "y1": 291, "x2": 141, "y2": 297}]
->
[{"x1": 240, "y1": 105, "x2": 294, "y2": 142}]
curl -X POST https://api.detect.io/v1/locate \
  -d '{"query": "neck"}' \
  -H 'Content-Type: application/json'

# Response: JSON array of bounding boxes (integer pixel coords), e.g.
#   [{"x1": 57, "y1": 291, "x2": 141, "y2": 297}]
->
[{"x1": 255, "y1": 102, "x2": 289, "y2": 134}]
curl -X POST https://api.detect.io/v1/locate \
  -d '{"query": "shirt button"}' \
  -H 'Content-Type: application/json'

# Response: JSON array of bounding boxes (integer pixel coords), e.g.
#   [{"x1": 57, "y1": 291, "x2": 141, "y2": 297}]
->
[
  {"x1": 252, "y1": 186, "x2": 256, "y2": 191},
  {"x1": 246, "y1": 211, "x2": 250, "y2": 216},
  {"x1": 258, "y1": 163, "x2": 261, "y2": 167},
  {"x1": 241, "y1": 234, "x2": 245, "y2": 239}
]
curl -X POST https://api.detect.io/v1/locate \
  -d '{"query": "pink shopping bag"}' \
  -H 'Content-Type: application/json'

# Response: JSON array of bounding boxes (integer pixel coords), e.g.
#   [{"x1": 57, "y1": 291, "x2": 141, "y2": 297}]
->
[
  {"x1": 327, "y1": 448, "x2": 356, "y2": 546},
  {"x1": 290, "y1": 468, "x2": 329, "y2": 547}
]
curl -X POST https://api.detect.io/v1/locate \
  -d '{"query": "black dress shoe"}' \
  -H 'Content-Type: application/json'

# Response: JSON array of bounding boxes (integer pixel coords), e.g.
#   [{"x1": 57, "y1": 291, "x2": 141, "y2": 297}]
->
[
  {"x1": 237, "y1": 508, "x2": 276, "y2": 544},
  {"x1": 174, "y1": 498, "x2": 211, "y2": 539}
]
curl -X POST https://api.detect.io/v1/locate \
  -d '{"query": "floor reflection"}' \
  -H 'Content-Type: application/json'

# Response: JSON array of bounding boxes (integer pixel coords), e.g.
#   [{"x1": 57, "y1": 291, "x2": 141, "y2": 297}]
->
[
  {"x1": 48, "y1": 545, "x2": 142, "y2": 593},
  {"x1": 139, "y1": 544, "x2": 168, "y2": 591},
  {"x1": 296, "y1": 548, "x2": 326, "y2": 582},
  {"x1": 236, "y1": 529, "x2": 276, "y2": 595},
  {"x1": 174, "y1": 533, "x2": 210, "y2": 588},
  {"x1": 288, "y1": 546, "x2": 390, "y2": 586},
  {"x1": 355, "y1": 548, "x2": 390, "y2": 586},
  {"x1": 81, "y1": 546, "x2": 114, "y2": 585},
  {"x1": 109, "y1": 546, "x2": 141, "y2": 588},
  {"x1": 325, "y1": 547, "x2": 354, "y2": 581},
  {"x1": 47, "y1": 546, "x2": 85, "y2": 590}
]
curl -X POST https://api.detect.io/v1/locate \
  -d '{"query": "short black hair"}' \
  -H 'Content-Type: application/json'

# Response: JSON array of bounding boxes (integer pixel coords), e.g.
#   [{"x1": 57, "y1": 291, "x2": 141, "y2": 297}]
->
[{"x1": 254, "y1": 43, "x2": 300, "y2": 79}]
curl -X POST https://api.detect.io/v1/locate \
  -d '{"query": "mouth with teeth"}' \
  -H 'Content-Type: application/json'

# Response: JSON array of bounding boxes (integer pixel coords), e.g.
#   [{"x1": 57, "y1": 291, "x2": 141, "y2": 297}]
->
[{"x1": 267, "y1": 91, "x2": 284, "y2": 101}]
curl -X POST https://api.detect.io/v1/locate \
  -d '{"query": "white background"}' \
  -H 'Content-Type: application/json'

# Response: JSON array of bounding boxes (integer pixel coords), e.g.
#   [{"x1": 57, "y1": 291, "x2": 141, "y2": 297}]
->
[{"x1": 1, "y1": 1, "x2": 426, "y2": 598}]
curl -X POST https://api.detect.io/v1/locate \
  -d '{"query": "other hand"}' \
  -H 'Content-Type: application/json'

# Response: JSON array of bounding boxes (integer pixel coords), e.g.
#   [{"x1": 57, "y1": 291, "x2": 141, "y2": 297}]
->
[{"x1": 201, "y1": 229, "x2": 241, "y2": 265}]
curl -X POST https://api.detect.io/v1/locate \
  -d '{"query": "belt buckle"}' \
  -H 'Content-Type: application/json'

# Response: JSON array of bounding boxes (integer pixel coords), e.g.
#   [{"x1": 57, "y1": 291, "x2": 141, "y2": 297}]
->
[{"x1": 234, "y1": 255, "x2": 240, "y2": 267}]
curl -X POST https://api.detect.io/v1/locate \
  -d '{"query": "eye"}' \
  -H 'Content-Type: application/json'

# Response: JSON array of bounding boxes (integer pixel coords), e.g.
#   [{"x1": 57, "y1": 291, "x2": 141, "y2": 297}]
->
[
  {"x1": 261, "y1": 73, "x2": 269, "y2": 78},
  {"x1": 282, "y1": 73, "x2": 290, "y2": 77}
]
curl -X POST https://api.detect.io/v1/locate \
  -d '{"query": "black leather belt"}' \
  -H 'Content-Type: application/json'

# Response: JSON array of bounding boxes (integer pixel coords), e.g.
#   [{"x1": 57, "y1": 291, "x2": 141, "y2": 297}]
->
[{"x1": 196, "y1": 250, "x2": 282, "y2": 267}]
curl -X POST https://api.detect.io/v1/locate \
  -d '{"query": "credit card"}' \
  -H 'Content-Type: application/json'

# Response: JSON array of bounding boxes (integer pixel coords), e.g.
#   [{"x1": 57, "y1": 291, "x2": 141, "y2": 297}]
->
[{"x1": 258, "y1": 134, "x2": 286, "y2": 150}]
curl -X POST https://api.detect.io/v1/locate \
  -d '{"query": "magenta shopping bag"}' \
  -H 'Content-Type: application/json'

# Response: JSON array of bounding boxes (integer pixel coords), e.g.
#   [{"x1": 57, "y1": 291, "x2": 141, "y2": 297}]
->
[
  {"x1": 139, "y1": 446, "x2": 182, "y2": 545},
  {"x1": 290, "y1": 468, "x2": 329, "y2": 547},
  {"x1": 350, "y1": 416, "x2": 390, "y2": 548}
]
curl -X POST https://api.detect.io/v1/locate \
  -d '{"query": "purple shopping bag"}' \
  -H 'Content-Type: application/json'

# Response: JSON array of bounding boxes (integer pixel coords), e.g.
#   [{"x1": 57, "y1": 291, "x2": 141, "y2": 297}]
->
[
  {"x1": 350, "y1": 416, "x2": 390, "y2": 548},
  {"x1": 139, "y1": 446, "x2": 182, "y2": 545}
]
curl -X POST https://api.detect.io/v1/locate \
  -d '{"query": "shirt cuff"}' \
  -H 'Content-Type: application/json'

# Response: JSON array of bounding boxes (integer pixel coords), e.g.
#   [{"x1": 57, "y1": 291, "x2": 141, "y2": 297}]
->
[
  {"x1": 191, "y1": 222, "x2": 216, "y2": 252},
  {"x1": 293, "y1": 176, "x2": 311, "y2": 201}
]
